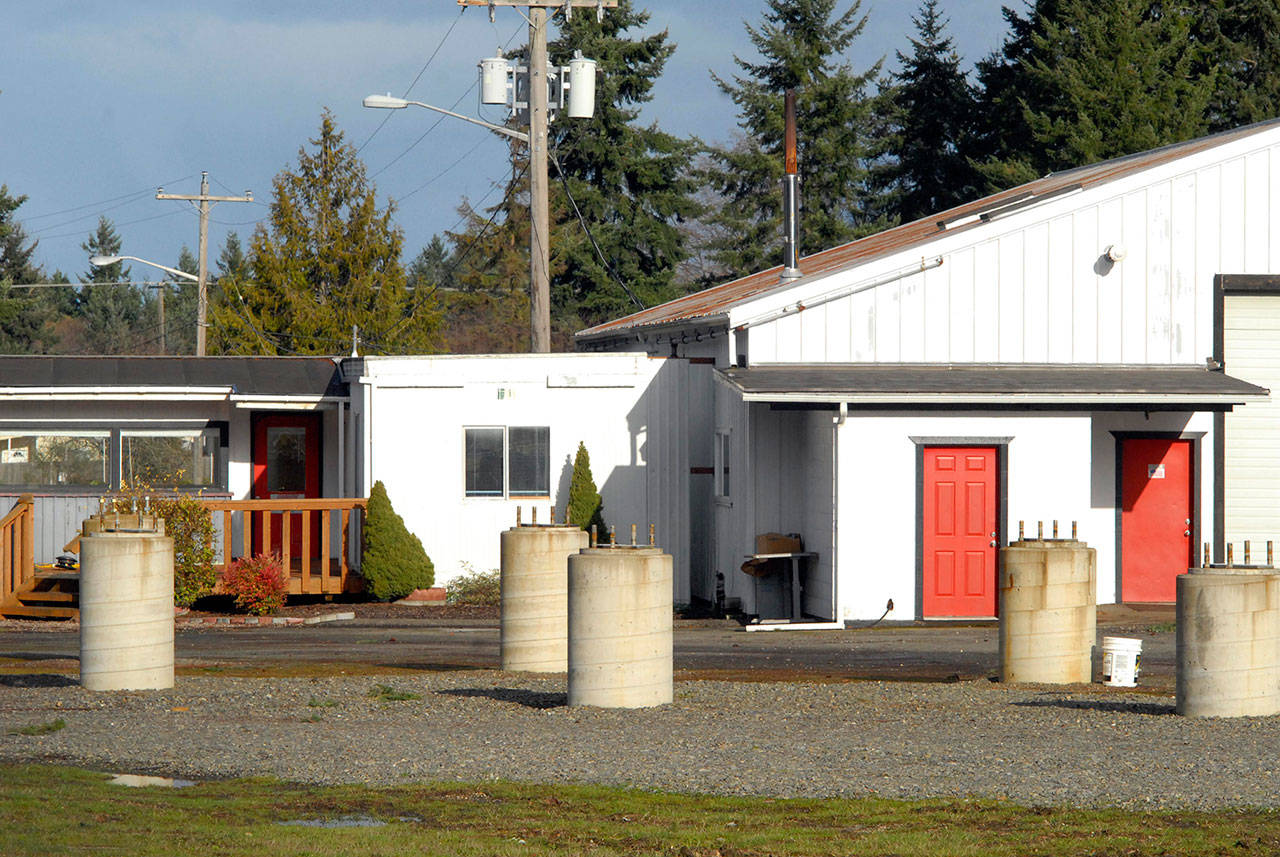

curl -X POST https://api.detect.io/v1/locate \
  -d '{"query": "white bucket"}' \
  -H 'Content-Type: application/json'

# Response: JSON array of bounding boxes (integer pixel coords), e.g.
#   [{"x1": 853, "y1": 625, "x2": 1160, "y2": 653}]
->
[{"x1": 1101, "y1": 636, "x2": 1142, "y2": 687}]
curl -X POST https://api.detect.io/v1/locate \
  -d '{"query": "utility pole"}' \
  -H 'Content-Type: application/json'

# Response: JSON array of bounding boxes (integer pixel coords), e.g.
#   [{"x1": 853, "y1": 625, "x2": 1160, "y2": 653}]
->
[
  {"x1": 459, "y1": 0, "x2": 615, "y2": 352},
  {"x1": 156, "y1": 172, "x2": 252, "y2": 355}
]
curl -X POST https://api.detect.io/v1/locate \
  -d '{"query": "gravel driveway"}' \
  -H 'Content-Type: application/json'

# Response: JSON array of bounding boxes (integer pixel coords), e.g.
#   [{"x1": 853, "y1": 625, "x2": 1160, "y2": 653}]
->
[{"x1": 2, "y1": 670, "x2": 1277, "y2": 810}]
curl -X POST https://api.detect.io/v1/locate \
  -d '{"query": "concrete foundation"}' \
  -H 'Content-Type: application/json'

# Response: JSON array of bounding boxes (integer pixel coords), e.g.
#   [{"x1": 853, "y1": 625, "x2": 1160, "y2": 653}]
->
[
  {"x1": 999, "y1": 539, "x2": 1096, "y2": 684},
  {"x1": 500, "y1": 525, "x2": 589, "y2": 672},
  {"x1": 567, "y1": 546, "x2": 673, "y2": 708},
  {"x1": 79, "y1": 526, "x2": 174, "y2": 692},
  {"x1": 1176, "y1": 567, "x2": 1280, "y2": 718}
]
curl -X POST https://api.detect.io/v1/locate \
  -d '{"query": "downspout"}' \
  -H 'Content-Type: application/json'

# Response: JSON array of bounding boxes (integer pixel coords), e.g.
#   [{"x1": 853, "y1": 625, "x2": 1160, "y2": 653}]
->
[{"x1": 831, "y1": 401, "x2": 845, "y2": 622}]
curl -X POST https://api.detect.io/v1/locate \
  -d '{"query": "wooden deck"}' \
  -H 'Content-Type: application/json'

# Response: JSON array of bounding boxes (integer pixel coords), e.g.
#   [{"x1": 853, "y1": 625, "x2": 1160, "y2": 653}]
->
[{"x1": 1, "y1": 496, "x2": 367, "y2": 618}]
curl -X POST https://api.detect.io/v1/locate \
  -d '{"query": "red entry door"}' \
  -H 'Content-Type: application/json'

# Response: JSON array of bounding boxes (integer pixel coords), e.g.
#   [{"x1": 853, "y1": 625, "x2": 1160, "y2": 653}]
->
[
  {"x1": 252, "y1": 413, "x2": 322, "y2": 558},
  {"x1": 1120, "y1": 438, "x2": 1192, "y2": 602},
  {"x1": 922, "y1": 447, "x2": 998, "y2": 617}
]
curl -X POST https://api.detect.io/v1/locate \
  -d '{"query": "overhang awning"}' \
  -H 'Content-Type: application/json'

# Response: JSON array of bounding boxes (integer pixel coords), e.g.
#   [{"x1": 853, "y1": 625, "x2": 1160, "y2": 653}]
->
[{"x1": 717, "y1": 364, "x2": 1270, "y2": 407}]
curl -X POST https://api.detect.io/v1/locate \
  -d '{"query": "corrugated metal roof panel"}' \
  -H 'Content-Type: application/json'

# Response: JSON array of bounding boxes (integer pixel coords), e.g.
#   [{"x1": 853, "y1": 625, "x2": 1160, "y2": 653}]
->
[{"x1": 579, "y1": 119, "x2": 1280, "y2": 341}]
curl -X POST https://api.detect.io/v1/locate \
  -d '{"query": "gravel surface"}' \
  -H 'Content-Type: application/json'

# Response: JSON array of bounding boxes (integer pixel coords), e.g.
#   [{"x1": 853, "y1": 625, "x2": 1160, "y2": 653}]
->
[{"x1": 2, "y1": 671, "x2": 1277, "y2": 810}]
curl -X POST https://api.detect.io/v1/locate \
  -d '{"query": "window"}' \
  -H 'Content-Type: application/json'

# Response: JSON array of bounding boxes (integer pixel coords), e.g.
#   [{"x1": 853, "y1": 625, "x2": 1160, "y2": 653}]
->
[
  {"x1": 465, "y1": 426, "x2": 550, "y2": 498},
  {"x1": 0, "y1": 431, "x2": 109, "y2": 487},
  {"x1": 0, "y1": 423, "x2": 228, "y2": 492},
  {"x1": 121, "y1": 428, "x2": 221, "y2": 489},
  {"x1": 714, "y1": 429, "x2": 731, "y2": 501}
]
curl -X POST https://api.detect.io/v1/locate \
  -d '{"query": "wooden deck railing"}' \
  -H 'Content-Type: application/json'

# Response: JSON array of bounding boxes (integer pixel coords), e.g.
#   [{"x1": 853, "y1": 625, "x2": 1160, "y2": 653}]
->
[
  {"x1": 0, "y1": 494, "x2": 35, "y2": 608},
  {"x1": 200, "y1": 498, "x2": 368, "y2": 596}
]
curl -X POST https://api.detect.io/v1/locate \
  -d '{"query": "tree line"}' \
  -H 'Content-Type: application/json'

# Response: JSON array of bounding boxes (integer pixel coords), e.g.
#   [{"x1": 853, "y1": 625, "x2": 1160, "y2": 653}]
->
[{"x1": 4, "y1": 0, "x2": 1280, "y2": 356}]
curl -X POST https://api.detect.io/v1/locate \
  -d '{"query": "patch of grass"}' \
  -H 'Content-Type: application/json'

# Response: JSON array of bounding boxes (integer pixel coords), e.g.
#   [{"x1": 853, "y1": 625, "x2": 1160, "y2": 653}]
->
[
  {"x1": 1147, "y1": 622, "x2": 1177, "y2": 634},
  {"x1": 306, "y1": 697, "x2": 337, "y2": 708},
  {"x1": 8, "y1": 719, "x2": 65, "y2": 736},
  {"x1": 367, "y1": 684, "x2": 421, "y2": 702},
  {"x1": 0, "y1": 763, "x2": 1278, "y2": 856},
  {"x1": 301, "y1": 713, "x2": 324, "y2": 723}
]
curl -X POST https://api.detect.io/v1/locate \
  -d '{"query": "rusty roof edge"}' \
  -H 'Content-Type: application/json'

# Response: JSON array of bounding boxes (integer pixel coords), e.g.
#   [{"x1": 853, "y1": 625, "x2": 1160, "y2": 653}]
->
[{"x1": 575, "y1": 313, "x2": 731, "y2": 344}]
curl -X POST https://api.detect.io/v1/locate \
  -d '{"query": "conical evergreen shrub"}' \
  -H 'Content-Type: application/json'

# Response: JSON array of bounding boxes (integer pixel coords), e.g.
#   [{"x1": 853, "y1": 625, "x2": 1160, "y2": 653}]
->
[
  {"x1": 361, "y1": 480, "x2": 434, "y2": 601},
  {"x1": 566, "y1": 441, "x2": 607, "y2": 533}
]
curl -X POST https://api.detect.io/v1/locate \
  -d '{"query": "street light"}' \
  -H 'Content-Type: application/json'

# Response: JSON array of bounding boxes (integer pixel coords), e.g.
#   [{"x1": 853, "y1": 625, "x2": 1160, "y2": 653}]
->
[
  {"x1": 89, "y1": 254, "x2": 199, "y2": 282},
  {"x1": 90, "y1": 254, "x2": 199, "y2": 356},
  {"x1": 362, "y1": 94, "x2": 529, "y2": 142}
]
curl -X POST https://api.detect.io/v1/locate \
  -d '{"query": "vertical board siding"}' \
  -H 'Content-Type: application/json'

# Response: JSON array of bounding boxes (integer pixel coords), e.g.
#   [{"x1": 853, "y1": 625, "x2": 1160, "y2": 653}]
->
[{"x1": 742, "y1": 137, "x2": 1280, "y2": 367}]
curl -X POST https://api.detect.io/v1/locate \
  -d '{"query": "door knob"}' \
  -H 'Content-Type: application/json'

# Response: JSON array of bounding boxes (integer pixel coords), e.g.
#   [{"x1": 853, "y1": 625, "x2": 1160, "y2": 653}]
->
[
  {"x1": 989, "y1": 539, "x2": 998, "y2": 547},
  {"x1": 1184, "y1": 530, "x2": 1191, "y2": 537}
]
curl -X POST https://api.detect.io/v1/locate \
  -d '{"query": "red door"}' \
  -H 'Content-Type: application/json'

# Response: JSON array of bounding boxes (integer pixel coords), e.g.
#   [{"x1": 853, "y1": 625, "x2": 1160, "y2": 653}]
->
[
  {"x1": 1120, "y1": 438, "x2": 1192, "y2": 602},
  {"x1": 252, "y1": 413, "x2": 321, "y2": 559},
  {"x1": 922, "y1": 447, "x2": 998, "y2": 617}
]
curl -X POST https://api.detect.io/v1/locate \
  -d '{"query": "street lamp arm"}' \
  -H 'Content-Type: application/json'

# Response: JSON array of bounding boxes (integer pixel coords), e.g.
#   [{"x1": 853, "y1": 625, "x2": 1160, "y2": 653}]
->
[
  {"x1": 362, "y1": 94, "x2": 529, "y2": 143},
  {"x1": 89, "y1": 254, "x2": 199, "y2": 282}
]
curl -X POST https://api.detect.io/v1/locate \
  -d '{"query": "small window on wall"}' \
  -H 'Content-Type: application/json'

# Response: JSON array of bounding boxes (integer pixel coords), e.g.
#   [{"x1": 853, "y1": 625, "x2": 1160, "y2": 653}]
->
[
  {"x1": 121, "y1": 428, "x2": 223, "y2": 490},
  {"x1": 465, "y1": 426, "x2": 550, "y2": 498},
  {"x1": 0, "y1": 431, "x2": 110, "y2": 488},
  {"x1": 714, "y1": 429, "x2": 731, "y2": 501}
]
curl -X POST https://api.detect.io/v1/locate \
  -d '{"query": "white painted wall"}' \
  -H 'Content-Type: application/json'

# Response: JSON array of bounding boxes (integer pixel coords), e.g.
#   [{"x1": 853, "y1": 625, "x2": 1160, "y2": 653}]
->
[
  {"x1": 824, "y1": 409, "x2": 1213, "y2": 621},
  {"x1": 352, "y1": 354, "x2": 694, "y2": 599},
  {"x1": 738, "y1": 130, "x2": 1280, "y2": 367},
  {"x1": 1224, "y1": 294, "x2": 1280, "y2": 546}
]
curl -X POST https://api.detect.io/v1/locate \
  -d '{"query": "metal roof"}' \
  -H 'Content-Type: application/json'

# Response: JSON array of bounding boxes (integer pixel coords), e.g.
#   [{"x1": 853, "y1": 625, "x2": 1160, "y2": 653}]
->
[
  {"x1": 578, "y1": 118, "x2": 1280, "y2": 342},
  {"x1": 0, "y1": 356, "x2": 347, "y2": 398},
  {"x1": 719, "y1": 364, "x2": 1269, "y2": 407}
]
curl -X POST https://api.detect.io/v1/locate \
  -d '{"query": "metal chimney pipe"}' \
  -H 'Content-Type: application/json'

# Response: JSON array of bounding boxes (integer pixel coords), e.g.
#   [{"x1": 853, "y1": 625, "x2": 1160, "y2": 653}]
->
[{"x1": 780, "y1": 88, "x2": 802, "y2": 283}]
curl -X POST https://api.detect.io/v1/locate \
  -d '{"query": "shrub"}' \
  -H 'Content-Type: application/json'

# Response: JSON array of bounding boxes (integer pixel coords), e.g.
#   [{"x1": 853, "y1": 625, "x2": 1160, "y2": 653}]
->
[
  {"x1": 222, "y1": 553, "x2": 289, "y2": 615},
  {"x1": 566, "y1": 441, "x2": 607, "y2": 533},
  {"x1": 446, "y1": 563, "x2": 500, "y2": 606},
  {"x1": 108, "y1": 482, "x2": 216, "y2": 608},
  {"x1": 361, "y1": 480, "x2": 434, "y2": 601}
]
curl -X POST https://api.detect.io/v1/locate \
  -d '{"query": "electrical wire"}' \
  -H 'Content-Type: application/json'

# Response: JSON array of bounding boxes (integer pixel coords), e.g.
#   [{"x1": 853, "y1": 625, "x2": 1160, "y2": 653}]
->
[
  {"x1": 550, "y1": 146, "x2": 646, "y2": 312},
  {"x1": 35, "y1": 208, "x2": 187, "y2": 242},
  {"x1": 20, "y1": 175, "x2": 198, "y2": 222}
]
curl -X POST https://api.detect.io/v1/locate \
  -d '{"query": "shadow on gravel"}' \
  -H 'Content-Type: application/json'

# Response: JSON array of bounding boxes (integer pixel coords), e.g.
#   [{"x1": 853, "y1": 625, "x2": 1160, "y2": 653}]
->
[
  {"x1": 0, "y1": 652, "x2": 76, "y2": 662},
  {"x1": 0, "y1": 673, "x2": 79, "y2": 688},
  {"x1": 437, "y1": 687, "x2": 567, "y2": 709},
  {"x1": 1012, "y1": 697, "x2": 1175, "y2": 716}
]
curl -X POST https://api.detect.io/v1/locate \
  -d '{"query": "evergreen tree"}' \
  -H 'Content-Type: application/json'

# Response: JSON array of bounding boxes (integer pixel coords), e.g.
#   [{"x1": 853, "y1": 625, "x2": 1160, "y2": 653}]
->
[
  {"x1": 566, "y1": 441, "x2": 606, "y2": 533},
  {"x1": 872, "y1": 0, "x2": 980, "y2": 223},
  {"x1": 406, "y1": 234, "x2": 455, "y2": 294},
  {"x1": 361, "y1": 480, "x2": 434, "y2": 601},
  {"x1": 79, "y1": 217, "x2": 148, "y2": 354},
  {"x1": 701, "y1": 0, "x2": 885, "y2": 281},
  {"x1": 0, "y1": 186, "x2": 53, "y2": 353},
  {"x1": 546, "y1": 0, "x2": 700, "y2": 325},
  {"x1": 1195, "y1": 0, "x2": 1280, "y2": 131},
  {"x1": 974, "y1": 0, "x2": 1216, "y2": 183},
  {"x1": 210, "y1": 111, "x2": 443, "y2": 356},
  {"x1": 159, "y1": 246, "x2": 198, "y2": 355}
]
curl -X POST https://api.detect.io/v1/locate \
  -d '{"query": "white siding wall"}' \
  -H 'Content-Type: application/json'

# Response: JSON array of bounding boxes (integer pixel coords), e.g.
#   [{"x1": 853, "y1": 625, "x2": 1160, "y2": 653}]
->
[
  {"x1": 356, "y1": 354, "x2": 694, "y2": 600},
  {"x1": 830, "y1": 409, "x2": 1213, "y2": 620},
  {"x1": 1224, "y1": 295, "x2": 1280, "y2": 544},
  {"x1": 741, "y1": 135, "x2": 1280, "y2": 367}
]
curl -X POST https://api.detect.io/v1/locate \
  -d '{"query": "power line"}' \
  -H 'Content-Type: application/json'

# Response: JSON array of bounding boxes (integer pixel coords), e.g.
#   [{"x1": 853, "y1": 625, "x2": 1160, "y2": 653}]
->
[
  {"x1": 550, "y1": 146, "x2": 646, "y2": 311},
  {"x1": 20, "y1": 175, "x2": 198, "y2": 222},
  {"x1": 35, "y1": 208, "x2": 187, "y2": 242}
]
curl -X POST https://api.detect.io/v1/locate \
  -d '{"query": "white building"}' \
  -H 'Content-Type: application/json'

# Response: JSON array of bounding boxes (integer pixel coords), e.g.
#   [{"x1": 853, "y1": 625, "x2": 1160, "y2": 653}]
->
[{"x1": 577, "y1": 120, "x2": 1280, "y2": 621}]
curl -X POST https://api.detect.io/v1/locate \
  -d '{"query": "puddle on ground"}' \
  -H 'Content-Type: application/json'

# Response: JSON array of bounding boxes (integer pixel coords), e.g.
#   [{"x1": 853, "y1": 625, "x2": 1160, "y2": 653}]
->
[
  {"x1": 109, "y1": 774, "x2": 197, "y2": 788},
  {"x1": 278, "y1": 815, "x2": 389, "y2": 828}
]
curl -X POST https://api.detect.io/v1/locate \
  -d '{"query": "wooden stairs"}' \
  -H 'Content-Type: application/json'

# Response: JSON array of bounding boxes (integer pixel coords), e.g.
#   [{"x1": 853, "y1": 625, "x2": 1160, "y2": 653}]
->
[{"x1": 1, "y1": 568, "x2": 79, "y2": 619}]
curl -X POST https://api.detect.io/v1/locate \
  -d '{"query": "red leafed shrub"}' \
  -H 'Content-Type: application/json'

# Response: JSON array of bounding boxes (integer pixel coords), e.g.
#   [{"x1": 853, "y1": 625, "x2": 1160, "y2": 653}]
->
[{"x1": 222, "y1": 554, "x2": 289, "y2": 615}]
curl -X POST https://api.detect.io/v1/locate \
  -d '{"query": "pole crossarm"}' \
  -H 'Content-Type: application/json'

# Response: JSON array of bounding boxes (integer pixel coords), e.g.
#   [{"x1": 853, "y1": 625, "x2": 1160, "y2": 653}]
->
[{"x1": 155, "y1": 192, "x2": 254, "y2": 204}]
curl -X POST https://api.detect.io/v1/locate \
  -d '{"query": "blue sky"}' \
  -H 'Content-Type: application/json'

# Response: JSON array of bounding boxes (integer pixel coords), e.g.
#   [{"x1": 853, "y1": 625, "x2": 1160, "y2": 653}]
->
[{"x1": 3, "y1": 1, "x2": 1012, "y2": 281}]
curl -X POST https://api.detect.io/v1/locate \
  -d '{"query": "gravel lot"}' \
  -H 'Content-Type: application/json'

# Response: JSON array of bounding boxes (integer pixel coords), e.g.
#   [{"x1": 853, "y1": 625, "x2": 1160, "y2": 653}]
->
[{"x1": 2, "y1": 670, "x2": 1277, "y2": 810}]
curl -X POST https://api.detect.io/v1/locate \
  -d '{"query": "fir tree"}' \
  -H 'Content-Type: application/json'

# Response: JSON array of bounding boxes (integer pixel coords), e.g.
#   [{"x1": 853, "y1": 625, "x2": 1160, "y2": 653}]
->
[
  {"x1": 546, "y1": 0, "x2": 700, "y2": 326},
  {"x1": 210, "y1": 111, "x2": 443, "y2": 356},
  {"x1": 872, "y1": 0, "x2": 980, "y2": 223},
  {"x1": 78, "y1": 217, "x2": 148, "y2": 354},
  {"x1": 701, "y1": 0, "x2": 885, "y2": 281},
  {"x1": 361, "y1": 480, "x2": 434, "y2": 601},
  {"x1": 158, "y1": 246, "x2": 198, "y2": 355},
  {"x1": 974, "y1": 0, "x2": 1216, "y2": 184},
  {"x1": 0, "y1": 186, "x2": 53, "y2": 353},
  {"x1": 566, "y1": 441, "x2": 606, "y2": 533},
  {"x1": 1195, "y1": 0, "x2": 1280, "y2": 131}
]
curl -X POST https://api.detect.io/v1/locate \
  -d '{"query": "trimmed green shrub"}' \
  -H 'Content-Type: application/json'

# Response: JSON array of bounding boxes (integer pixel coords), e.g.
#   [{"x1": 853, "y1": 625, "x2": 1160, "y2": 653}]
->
[
  {"x1": 109, "y1": 482, "x2": 216, "y2": 608},
  {"x1": 446, "y1": 563, "x2": 500, "y2": 606},
  {"x1": 222, "y1": 553, "x2": 289, "y2": 615},
  {"x1": 566, "y1": 441, "x2": 607, "y2": 533},
  {"x1": 361, "y1": 480, "x2": 434, "y2": 601}
]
